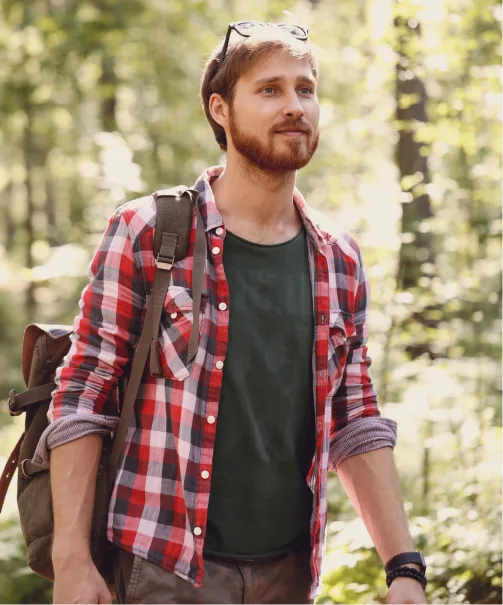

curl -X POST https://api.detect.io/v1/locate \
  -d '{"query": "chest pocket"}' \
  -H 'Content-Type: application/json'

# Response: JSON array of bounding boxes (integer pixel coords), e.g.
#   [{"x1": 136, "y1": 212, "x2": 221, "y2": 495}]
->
[
  {"x1": 327, "y1": 309, "x2": 356, "y2": 394},
  {"x1": 158, "y1": 286, "x2": 207, "y2": 381}
]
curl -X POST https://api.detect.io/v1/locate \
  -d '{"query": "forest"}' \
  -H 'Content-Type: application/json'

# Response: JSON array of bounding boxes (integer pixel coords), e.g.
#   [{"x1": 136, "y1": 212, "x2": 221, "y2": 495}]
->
[{"x1": 0, "y1": 0, "x2": 501, "y2": 603}]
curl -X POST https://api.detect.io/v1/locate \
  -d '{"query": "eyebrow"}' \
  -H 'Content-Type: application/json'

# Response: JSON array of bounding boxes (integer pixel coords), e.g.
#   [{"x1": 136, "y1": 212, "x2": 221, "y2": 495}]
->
[{"x1": 253, "y1": 75, "x2": 316, "y2": 87}]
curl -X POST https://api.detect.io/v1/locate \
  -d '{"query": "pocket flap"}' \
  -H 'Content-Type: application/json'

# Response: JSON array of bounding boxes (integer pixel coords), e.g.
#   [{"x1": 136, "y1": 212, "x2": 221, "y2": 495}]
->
[
  {"x1": 164, "y1": 286, "x2": 195, "y2": 312},
  {"x1": 329, "y1": 309, "x2": 356, "y2": 338}
]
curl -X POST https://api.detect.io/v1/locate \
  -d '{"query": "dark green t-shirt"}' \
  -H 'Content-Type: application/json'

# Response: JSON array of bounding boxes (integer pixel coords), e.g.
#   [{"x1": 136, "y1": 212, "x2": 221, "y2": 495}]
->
[{"x1": 203, "y1": 226, "x2": 316, "y2": 559}]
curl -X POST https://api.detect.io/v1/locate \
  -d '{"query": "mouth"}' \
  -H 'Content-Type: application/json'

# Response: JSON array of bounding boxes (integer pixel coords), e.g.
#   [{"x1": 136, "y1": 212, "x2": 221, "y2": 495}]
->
[{"x1": 275, "y1": 130, "x2": 308, "y2": 137}]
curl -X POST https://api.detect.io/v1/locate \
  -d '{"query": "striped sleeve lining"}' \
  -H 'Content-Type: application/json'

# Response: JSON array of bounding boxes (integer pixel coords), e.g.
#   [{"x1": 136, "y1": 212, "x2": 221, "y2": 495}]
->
[
  {"x1": 329, "y1": 416, "x2": 398, "y2": 472},
  {"x1": 31, "y1": 414, "x2": 119, "y2": 469}
]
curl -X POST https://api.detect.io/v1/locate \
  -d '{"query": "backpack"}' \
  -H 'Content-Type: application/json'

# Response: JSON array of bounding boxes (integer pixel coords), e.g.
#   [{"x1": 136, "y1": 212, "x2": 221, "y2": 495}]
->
[{"x1": 0, "y1": 186, "x2": 206, "y2": 592}]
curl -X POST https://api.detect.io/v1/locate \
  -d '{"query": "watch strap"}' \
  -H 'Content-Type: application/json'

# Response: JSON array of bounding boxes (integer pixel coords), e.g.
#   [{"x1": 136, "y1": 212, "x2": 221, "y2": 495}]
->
[{"x1": 385, "y1": 551, "x2": 426, "y2": 574}]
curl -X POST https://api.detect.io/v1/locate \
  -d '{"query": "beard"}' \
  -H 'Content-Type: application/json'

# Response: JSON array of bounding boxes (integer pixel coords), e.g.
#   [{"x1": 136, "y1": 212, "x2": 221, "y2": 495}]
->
[{"x1": 228, "y1": 109, "x2": 319, "y2": 173}]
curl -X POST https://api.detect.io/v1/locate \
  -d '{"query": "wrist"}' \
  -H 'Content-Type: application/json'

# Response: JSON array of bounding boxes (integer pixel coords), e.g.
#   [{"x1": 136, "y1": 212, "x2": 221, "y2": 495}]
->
[{"x1": 52, "y1": 539, "x2": 92, "y2": 571}]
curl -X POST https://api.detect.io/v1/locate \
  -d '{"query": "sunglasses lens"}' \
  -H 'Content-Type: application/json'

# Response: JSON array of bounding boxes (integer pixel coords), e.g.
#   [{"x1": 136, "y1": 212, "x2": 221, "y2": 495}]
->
[
  {"x1": 236, "y1": 21, "x2": 257, "y2": 32},
  {"x1": 281, "y1": 24, "x2": 307, "y2": 38}
]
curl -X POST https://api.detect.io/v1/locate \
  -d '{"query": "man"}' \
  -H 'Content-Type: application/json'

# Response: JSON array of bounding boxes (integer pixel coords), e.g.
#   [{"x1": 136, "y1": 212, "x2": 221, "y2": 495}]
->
[{"x1": 34, "y1": 21, "x2": 427, "y2": 605}]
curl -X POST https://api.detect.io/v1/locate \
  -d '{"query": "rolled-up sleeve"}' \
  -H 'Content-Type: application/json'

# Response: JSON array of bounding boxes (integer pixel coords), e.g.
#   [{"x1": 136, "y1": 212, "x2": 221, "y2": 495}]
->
[
  {"x1": 32, "y1": 206, "x2": 146, "y2": 468},
  {"x1": 328, "y1": 240, "x2": 397, "y2": 472}
]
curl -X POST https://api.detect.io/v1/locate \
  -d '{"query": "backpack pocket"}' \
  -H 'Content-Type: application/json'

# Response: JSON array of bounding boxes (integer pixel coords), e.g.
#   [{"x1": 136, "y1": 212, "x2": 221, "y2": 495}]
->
[{"x1": 157, "y1": 286, "x2": 206, "y2": 381}]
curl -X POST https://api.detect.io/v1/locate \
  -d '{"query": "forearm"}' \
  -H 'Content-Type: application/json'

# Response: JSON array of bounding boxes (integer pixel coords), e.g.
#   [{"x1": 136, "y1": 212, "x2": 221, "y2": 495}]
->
[
  {"x1": 50, "y1": 434, "x2": 103, "y2": 572},
  {"x1": 337, "y1": 446, "x2": 419, "y2": 569}
]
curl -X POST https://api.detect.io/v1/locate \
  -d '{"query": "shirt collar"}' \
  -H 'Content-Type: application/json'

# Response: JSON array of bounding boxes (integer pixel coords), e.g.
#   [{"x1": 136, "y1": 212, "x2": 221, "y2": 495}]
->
[{"x1": 192, "y1": 165, "x2": 331, "y2": 251}]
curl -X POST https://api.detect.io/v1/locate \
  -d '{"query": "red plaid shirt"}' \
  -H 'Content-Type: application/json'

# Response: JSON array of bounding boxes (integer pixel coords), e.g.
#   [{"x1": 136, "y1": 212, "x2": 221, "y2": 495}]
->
[{"x1": 34, "y1": 166, "x2": 397, "y2": 598}]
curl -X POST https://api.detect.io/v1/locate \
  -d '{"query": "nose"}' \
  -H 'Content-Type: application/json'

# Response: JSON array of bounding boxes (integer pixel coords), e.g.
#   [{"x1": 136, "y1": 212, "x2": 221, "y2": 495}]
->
[{"x1": 283, "y1": 91, "x2": 305, "y2": 119}]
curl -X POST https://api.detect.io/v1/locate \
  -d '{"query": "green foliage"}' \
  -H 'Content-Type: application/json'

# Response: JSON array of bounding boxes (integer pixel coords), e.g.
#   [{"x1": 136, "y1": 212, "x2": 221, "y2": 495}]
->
[
  {"x1": 0, "y1": 0, "x2": 500, "y2": 603},
  {"x1": 0, "y1": 518, "x2": 52, "y2": 604}
]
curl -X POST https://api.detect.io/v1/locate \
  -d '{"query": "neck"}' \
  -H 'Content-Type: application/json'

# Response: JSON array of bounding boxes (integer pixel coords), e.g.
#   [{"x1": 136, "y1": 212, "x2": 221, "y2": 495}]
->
[{"x1": 211, "y1": 153, "x2": 301, "y2": 243}]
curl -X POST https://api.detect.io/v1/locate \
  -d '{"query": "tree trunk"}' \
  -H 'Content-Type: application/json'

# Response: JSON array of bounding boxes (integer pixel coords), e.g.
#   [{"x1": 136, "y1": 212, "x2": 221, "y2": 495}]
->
[
  {"x1": 3, "y1": 179, "x2": 15, "y2": 253},
  {"x1": 395, "y1": 15, "x2": 435, "y2": 293},
  {"x1": 23, "y1": 104, "x2": 36, "y2": 318},
  {"x1": 100, "y1": 54, "x2": 118, "y2": 132},
  {"x1": 45, "y1": 165, "x2": 58, "y2": 246},
  {"x1": 394, "y1": 12, "x2": 439, "y2": 361},
  {"x1": 420, "y1": 419, "x2": 433, "y2": 515}
]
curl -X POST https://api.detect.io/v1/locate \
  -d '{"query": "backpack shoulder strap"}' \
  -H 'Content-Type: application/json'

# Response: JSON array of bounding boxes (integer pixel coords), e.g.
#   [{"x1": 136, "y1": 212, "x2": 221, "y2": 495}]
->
[
  {"x1": 152, "y1": 186, "x2": 198, "y2": 262},
  {"x1": 149, "y1": 187, "x2": 200, "y2": 375},
  {"x1": 108, "y1": 186, "x2": 206, "y2": 485}
]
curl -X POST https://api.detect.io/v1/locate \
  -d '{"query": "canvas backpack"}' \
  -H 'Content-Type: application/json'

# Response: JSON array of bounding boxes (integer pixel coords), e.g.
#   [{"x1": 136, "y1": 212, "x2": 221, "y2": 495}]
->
[{"x1": 0, "y1": 186, "x2": 206, "y2": 591}]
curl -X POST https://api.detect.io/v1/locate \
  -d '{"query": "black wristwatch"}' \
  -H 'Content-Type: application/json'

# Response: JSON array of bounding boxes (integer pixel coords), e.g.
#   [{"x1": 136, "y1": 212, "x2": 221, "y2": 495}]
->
[{"x1": 385, "y1": 551, "x2": 426, "y2": 575}]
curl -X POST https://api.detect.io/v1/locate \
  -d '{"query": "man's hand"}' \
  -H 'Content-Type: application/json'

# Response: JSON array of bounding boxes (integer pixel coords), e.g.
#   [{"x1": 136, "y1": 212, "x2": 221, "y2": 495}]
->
[
  {"x1": 386, "y1": 576, "x2": 427, "y2": 604},
  {"x1": 53, "y1": 553, "x2": 112, "y2": 604}
]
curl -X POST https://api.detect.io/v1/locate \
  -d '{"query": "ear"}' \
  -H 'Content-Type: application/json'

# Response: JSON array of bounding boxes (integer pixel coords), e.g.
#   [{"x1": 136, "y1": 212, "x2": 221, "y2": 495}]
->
[{"x1": 209, "y1": 93, "x2": 230, "y2": 127}]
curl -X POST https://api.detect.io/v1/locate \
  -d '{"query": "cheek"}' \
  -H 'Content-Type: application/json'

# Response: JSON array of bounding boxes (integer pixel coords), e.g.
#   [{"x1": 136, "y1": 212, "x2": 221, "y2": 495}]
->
[
  {"x1": 249, "y1": 109, "x2": 278, "y2": 135},
  {"x1": 307, "y1": 102, "x2": 320, "y2": 126}
]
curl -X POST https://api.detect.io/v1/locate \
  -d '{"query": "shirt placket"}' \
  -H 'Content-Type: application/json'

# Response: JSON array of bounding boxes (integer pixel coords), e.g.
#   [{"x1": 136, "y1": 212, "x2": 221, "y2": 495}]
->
[
  {"x1": 193, "y1": 224, "x2": 229, "y2": 585},
  {"x1": 308, "y1": 243, "x2": 330, "y2": 591}
]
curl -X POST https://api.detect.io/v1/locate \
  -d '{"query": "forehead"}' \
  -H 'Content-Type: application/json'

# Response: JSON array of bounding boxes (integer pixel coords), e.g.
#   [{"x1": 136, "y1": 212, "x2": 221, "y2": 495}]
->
[{"x1": 239, "y1": 50, "x2": 316, "y2": 85}]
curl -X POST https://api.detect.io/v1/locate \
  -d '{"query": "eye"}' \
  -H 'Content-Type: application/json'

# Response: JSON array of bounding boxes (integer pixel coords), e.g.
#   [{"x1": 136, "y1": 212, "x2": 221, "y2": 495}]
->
[
  {"x1": 299, "y1": 87, "x2": 313, "y2": 95},
  {"x1": 262, "y1": 86, "x2": 276, "y2": 94}
]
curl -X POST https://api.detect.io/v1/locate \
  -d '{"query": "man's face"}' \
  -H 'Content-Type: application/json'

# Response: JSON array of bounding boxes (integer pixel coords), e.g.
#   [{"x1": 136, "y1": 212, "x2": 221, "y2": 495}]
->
[{"x1": 226, "y1": 51, "x2": 320, "y2": 172}]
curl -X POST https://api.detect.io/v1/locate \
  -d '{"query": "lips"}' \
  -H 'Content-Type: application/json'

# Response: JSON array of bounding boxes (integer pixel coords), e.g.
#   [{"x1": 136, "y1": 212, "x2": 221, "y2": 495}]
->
[
  {"x1": 274, "y1": 129, "x2": 310, "y2": 139},
  {"x1": 275, "y1": 128, "x2": 309, "y2": 134}
]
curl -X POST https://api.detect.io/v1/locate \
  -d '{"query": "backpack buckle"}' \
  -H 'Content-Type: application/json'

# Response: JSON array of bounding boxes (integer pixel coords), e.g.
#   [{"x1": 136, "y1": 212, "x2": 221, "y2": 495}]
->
[
  {"x1": 8, "y1": 390, "x2": 21, "y2": 416},
  {"x1": 156, "y1": 253, "x2": 175, "y2": 271},
  {"x1": 19, "y1": 459, "x2": 31, "y2": 479}
]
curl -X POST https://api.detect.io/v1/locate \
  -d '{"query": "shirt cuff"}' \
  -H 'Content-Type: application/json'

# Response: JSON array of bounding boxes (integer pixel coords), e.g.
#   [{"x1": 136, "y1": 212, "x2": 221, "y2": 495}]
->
[
  {"x1": 31, "y1": 414, "x2": 119, "y2": 470},
  {"x1": 328, "y1": 416, "x2": 398, "y2": 472}
]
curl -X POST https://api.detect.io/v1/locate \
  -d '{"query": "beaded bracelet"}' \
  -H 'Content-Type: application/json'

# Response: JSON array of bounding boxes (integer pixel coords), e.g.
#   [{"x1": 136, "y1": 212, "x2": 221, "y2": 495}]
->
[{"x1": 386, "y1": 565, "x2": 428, "y2": 590}]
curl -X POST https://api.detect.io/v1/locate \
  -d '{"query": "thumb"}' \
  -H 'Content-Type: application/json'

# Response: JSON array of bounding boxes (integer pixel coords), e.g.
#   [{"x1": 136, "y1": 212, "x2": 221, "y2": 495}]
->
[{"x1": 98, "y1": 587, "x2": 113, "y2": 604}]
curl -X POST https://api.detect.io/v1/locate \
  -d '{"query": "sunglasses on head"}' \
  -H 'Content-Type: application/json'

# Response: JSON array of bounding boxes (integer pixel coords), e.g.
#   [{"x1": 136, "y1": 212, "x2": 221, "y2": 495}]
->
[{"x1": 216, "y1": 21, "x2": 309, "y2": 73}]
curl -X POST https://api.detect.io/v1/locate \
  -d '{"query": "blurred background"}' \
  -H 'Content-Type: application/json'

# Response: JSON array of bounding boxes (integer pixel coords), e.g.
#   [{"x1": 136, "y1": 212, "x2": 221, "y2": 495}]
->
[{"x1": 0, "y1": 0, "x2": 501, "y2": 603}]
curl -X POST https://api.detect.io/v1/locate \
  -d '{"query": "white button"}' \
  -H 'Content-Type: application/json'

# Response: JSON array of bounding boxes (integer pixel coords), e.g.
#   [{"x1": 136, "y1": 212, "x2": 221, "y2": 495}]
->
[
  {"x1": 201, "y1": 470, "x2": 210, "y2": 479},
  {"x1": 212, "y1": 246, "x2": 221, "y2": 255},
  {"x1": 170, "y1": 312, "x2": 178, "y2": 319},
  {"x1": 218, "y1": 302, "x2": 227, "y2": 311},
  {"x1": 194, "y1": 527, "x2": 202, "y2": 536},
  {"x1": 207, "y1": 415, "x2": 216, "y2": 424},
  {"x1": 215, "y1": 227, "x2": 224, "y2": 236},
  {"x1": 215, "y1": 361, "x2": 224, "y2": 370}
]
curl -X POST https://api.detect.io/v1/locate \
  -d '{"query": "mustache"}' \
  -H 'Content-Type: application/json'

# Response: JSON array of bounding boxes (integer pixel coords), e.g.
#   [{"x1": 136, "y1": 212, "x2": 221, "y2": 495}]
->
[{"x1": 272, "y1": 121, "x2": 312, "y2": 134}]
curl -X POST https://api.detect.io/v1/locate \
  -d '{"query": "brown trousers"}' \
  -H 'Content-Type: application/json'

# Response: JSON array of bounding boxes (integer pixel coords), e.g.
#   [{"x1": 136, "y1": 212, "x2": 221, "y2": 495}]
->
[{"x1": 113, "y1": 544, "x2": 314, "y2": 604}]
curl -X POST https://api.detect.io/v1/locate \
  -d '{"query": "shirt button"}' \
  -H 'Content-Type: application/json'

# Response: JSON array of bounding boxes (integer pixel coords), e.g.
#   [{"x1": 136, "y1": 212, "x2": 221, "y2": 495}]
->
[
  {"x1": 215, "y1": 227, "x2": 224, "y2": 236},
  {"x1": 215, "y1": 360, "x2": 224, "y2": 370},
  {"x1": 194, "y1": 527, "x2": 202, "y2": 536},
  {"x1": 207, "y1": 415, "x2": 216, "y2": 424},
  {"x1": 201, "y1": 470, "x2": 209, "y2": 479},
  {"x1": 212, "y1": 246, "x2": 220, "y2": 255},
  {"x1": 218, "y1": 302, "x2": 227, "y2": 311},
  {"x1": 170, "y1": 312, "x2": 178, "y2": 319}
]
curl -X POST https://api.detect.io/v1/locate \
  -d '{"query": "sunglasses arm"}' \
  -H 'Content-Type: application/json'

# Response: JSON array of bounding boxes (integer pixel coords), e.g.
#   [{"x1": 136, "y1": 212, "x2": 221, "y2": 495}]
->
[{"x1": 219, "y1": 25, "x2": 234, "y2": 67}]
